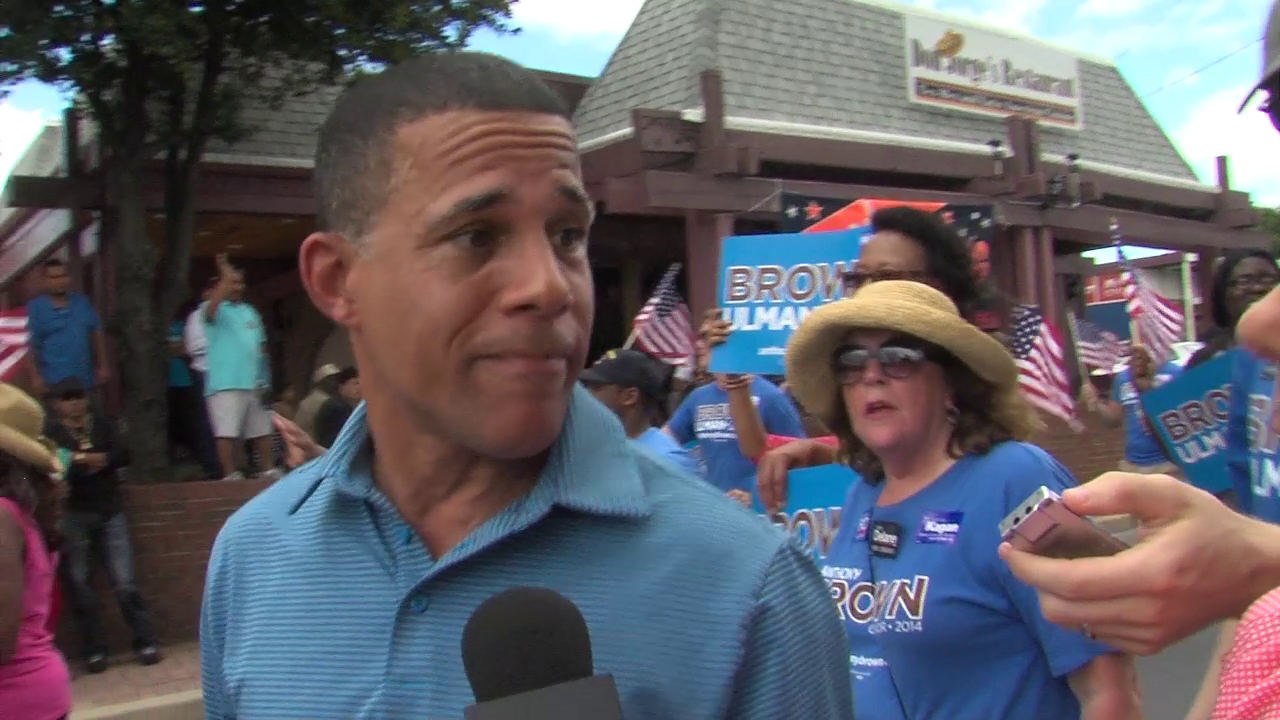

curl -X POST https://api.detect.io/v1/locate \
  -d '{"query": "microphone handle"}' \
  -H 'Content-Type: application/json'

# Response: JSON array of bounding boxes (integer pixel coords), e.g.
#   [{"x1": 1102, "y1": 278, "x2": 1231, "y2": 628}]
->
[{"x1": 464, "y1": 674, "x2": 624, "y2": 720}]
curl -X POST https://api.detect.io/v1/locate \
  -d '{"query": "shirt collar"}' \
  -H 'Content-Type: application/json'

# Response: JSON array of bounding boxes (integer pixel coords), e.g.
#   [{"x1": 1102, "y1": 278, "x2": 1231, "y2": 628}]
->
[{"x1": 298, "y1": 385, "x2": 651, "y2": 519}]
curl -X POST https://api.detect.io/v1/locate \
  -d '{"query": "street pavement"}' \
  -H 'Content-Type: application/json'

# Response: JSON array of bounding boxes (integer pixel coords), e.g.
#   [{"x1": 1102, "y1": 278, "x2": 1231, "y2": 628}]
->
[{"x1": 1136, "y1": 623, "x2": 1221, "y2": 719}]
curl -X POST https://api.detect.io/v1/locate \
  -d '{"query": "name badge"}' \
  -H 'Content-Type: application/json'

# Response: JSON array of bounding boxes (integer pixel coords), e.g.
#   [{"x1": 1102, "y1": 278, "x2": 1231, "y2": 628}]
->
[
  {"x1": 869, "y1": 521, "x2": 902, "y2": 559},
  {"x1": 855, "y1": 512, "x2": 871, "y2": 540},
  {"x1": 917, "y1": 511, "x2": 964, "y2": 545}
]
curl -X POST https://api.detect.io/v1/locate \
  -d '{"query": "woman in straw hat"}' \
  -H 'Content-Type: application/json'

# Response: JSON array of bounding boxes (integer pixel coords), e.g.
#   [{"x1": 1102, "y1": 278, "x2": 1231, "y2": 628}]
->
[
  {"x1": 781, "y1": 281, "x2": 1139, "y2": 720},
  {"x1": 0, "y1": 384, "x2": 72, "y2": 720}
]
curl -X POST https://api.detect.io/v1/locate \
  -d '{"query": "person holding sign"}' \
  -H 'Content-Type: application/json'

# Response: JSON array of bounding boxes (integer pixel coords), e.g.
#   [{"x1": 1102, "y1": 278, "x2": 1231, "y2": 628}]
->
[
  {"x1": 1225, "y1": 253, "x2": 1280, "y2": 523},
  {"x1": 664, "y1": 365, "x2": 805, "y2": 501},
  {"x1": 699, "y1": 312, "x2": 839, "y2": 466},
  {"x1": 1081, "y1": 344, "x2": 1182, "y2": 477},
  {"x1": 785, "y1": 280, "x2": 1138, "y2": 720}
]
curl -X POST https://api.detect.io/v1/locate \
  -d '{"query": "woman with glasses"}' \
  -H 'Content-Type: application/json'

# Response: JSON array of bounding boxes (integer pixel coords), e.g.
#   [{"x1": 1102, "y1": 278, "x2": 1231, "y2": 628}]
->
[
  {"x1": 1187, "y1": 249, "x2": 1279, "y2": 369},
  {"x1": 756, "y1": 206, "x2": 993, "y2": 509},
  {"x1": 786, "y1": 280, "x2": 1139, "y2": 719}
]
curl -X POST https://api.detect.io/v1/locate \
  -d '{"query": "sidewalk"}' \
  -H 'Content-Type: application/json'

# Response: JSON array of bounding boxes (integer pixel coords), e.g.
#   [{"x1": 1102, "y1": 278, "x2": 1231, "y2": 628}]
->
[{"x1": 71, "y1": 642, "x2": 202, "y2": 716}]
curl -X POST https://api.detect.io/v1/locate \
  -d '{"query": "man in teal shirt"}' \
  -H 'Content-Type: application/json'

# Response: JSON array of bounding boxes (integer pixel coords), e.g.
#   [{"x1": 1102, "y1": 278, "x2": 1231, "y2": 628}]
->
[{"x1": 203, "y1": 254, "x2": 275, "y2": 480}]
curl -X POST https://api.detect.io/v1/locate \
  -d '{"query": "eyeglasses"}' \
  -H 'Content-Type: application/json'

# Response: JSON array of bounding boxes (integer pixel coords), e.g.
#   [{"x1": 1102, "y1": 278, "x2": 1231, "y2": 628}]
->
[
  {"x1": 832, "y1": 345, "x2": 930, "y2": 383},
  {"x1": 1228, "y1": 273, "x2": 1280, "y2": 291},
  {"x1": 841, "y1": 269, "x2": 933, "y2": 295}
]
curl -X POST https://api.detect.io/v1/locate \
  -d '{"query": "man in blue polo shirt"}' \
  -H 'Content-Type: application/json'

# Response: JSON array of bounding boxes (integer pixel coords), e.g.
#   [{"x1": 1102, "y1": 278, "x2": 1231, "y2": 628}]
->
[
  {"x1": 200, "y1": 53, "x2": 852, "y2": 719},
  {"x1": 25, "y1": 257, "x2": 109, "y2": 396}
]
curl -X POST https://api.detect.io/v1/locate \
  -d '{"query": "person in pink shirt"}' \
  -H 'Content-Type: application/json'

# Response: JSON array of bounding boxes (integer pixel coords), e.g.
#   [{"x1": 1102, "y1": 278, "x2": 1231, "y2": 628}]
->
[{"x1": 0, "y1": 383, "x2": 72, "y2": 720}]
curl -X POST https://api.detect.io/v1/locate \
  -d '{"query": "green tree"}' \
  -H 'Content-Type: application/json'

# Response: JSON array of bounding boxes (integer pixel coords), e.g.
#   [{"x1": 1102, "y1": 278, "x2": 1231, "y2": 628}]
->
[
  {"x1": 1258, "y1": 206, "x2": 1280, "y2": 256},
  {"x1": 0, "y1": 1, "x2": 515, "y2": 481}
]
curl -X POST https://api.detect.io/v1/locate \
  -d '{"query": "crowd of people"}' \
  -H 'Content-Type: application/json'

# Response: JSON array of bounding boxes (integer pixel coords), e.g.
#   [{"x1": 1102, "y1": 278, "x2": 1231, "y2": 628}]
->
[{"x1": 2, "y1": 3, "x2": 1280, "y2": 719}]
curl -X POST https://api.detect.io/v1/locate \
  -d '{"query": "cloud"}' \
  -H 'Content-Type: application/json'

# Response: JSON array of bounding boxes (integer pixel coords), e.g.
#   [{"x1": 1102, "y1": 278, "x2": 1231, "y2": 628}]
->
[
  {"x1": 1172, "y1": 84, "x2": 1280, "y2": 205},
  {"x1": 1076, "y1": 0, "x2": 1154, "y2": 19},
  {"x1": 508, "y1": 0, "x2": 642, "y2": 44},
  {"x1": 0, "y1": 102, "x2": 47, "y2": 189}
]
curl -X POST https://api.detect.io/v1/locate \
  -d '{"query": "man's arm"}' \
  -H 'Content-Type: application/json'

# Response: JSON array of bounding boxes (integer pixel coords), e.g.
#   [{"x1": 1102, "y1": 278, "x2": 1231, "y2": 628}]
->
[
  {"x1": 758, "y1": 387, "x2": 806, "y2": 439},
  {"x1": 724, "y1": 543, "x2": 854, "y2": 719},
  {"x1": 205, "y1": 254, "x2": 236, "y2": 323}
]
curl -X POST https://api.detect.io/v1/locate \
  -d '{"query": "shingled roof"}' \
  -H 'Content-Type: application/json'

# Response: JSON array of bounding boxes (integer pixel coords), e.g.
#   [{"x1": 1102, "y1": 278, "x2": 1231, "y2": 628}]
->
[
  {"x1": 200, "y1": 70, "x2": 592, "y2": 168},
  {"x1": 572, "y1": 0, "x2": 1202, "y2": 185}
]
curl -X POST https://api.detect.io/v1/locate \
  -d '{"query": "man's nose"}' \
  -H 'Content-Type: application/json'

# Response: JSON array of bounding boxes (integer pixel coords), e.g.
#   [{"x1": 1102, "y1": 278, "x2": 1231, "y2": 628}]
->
[{"x1": 498, "y1": 234, "x2": 574, "y2": 316}]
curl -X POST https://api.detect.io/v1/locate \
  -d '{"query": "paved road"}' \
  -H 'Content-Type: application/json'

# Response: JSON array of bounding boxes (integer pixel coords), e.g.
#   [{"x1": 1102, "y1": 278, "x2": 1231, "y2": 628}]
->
[{"x1": 1135, "y1": 623, "x2": 1221, "y2": 719}]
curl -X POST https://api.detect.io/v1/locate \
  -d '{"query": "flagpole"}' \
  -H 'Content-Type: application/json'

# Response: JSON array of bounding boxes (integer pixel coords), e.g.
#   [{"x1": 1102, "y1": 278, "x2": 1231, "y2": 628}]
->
[
  {"x1": 1180, "y1": 252, "x2": 1196, "y2": 341},
  {"x1": 622, "y1": 328, "x2": 639, "y2": 349}
]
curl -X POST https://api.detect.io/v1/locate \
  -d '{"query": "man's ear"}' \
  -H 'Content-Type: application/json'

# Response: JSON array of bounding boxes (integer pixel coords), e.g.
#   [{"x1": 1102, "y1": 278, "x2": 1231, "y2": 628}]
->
[
  {"x1": 618, "y1": 387, "x2": 640, "y2": 408},
  {"x1": 298, "y1": 232, "x2": 357, "y2": 329}
]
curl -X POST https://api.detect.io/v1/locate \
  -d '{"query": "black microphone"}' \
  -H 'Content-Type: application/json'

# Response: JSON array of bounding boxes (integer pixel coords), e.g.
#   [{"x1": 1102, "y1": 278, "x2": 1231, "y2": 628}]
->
[{"x1": 461, "y1": 586, "x2": 624, "y2": 720}]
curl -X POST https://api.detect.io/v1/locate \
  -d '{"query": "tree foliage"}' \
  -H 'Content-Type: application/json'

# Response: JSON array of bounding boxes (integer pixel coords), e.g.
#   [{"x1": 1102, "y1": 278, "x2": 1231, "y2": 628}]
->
[
  {"x1": 1256, "y1": 206, "x2": 1280, "y2": 257},
  {"x1": 0, "y1": 0, "x2": 516, "y2": 480}
]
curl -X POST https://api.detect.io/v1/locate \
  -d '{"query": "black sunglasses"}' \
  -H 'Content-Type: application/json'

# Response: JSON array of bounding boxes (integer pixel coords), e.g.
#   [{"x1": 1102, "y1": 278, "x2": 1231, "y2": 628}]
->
[
  {"x1": 57, "y1": 392, "x2": 86, "y2": 402},
  {"x1": 832, "y1": 345, "x2": 930, "y2": 382}
]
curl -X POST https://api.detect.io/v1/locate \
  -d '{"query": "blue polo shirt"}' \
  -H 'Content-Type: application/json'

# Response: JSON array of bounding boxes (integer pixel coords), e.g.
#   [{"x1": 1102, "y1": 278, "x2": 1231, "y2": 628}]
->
[
  {"x1": 634, "y1": 426, "x2": 703, "y2": 478},
  {"x1": 200, "y1": 386, "x2": 854, "y2": 719},
  {"x1": 202, "y1": 301, "x2": 265, "y2": 395},
  {"x1": 25, "y1": 293, "x2": 100, "y2": 386}
]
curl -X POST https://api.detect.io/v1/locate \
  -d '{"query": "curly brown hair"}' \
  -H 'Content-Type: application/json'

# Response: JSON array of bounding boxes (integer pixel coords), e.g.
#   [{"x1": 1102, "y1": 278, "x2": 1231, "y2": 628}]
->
[
  {"x1": 0, "y1": 451, "x2": 63, "y2": 551},
  {"x1": 826, "y1": 343, "x2": 1041, "y2": 482}
]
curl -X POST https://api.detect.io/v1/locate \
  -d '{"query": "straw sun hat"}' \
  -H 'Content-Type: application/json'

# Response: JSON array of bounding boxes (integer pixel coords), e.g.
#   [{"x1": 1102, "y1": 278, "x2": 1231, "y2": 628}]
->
[
  {"x1": 0, "y1": 383, "x2": 58, "y2": 473},
  {"x1": 785, "y1": 280, "x2": 1018, "y2": 426}
]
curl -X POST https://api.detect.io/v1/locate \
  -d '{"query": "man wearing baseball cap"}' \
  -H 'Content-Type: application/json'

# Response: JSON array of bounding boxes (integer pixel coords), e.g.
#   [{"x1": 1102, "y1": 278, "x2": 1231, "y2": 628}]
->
[
  {"x1": 295, "y1": 363, "x2": 343, "y2": 439},
  {"x1": 580, "y1": 349, "x2": 702, "y2": 478}
]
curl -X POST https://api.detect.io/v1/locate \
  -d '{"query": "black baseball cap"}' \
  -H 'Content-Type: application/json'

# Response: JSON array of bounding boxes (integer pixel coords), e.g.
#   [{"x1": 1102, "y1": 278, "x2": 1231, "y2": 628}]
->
[{"x1": 579, "y1": 349, "x2": 666, "y2": 400}]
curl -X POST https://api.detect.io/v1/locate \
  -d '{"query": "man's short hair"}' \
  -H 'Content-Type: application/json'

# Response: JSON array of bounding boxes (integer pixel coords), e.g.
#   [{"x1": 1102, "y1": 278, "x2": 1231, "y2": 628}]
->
[{"x1": 314, "y1": 52, "x2": 572, "y2": 241}]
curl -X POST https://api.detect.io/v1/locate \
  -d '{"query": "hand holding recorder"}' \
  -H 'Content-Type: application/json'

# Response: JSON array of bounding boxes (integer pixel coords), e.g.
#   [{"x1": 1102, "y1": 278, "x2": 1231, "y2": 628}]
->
[{"x1": 1000, "y1": 472, "x2": 1280, "y2": 655}]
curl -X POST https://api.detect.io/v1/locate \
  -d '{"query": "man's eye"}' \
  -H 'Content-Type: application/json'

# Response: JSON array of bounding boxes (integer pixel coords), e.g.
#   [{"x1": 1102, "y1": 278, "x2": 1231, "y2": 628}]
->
[
  {"x1": 554, "y1": 227, "x2": 588, "y2": 250},
  {"x1": 449, "y1": 227, "x2": 498, "y2": 249}
]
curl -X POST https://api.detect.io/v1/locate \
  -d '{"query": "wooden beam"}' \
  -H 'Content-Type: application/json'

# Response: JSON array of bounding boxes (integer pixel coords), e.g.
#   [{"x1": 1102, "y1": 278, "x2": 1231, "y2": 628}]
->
[
  {"x1": 616, "y1": 170, "x2": 1000, "y2": 215},
  {"x1": 5, "y1": 170, "x2": 314, "y2": 215},
  {"x1": 1042, "y1": 205, "x2": 1273, "y2": 252},
  {"x1": 598, "y1": 170, "x2": 1271, "y2": 251}
]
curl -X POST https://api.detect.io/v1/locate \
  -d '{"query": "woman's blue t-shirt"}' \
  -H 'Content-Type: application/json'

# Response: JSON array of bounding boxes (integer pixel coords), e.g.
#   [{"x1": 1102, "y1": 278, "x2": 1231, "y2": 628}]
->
[
  {"x1": 1113, "y1": 364, "x2": 1180, "y2": 466},
  {"x1": 822, "y1": 441, "x2": 1112, "y2": 720},
  {"x1": 1227, "y1": 349, "x2": 1280, "y2": 521}
]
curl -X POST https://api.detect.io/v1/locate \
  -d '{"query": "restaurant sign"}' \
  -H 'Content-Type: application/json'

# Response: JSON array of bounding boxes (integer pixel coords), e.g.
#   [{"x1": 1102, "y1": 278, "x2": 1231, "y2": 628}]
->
[{"x1": 903, "y1": 14, "x2": 1083, "y2": 130}]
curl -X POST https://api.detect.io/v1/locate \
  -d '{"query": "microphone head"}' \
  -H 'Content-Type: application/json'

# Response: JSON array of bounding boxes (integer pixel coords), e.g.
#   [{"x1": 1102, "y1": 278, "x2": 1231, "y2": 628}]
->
[{"x1": 461, "y1": 586, "x2": 595, "y2": 703}]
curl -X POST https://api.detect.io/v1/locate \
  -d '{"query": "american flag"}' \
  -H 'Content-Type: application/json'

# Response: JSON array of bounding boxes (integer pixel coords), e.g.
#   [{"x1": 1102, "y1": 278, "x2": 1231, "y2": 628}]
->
[
  {"x1": 1114, "y1": 225, "x2": 1184, "y2": 364},
  {"x1": 0, "y1": 308, "x2": 29, "y2": 383},
  {"x1": 631, "y1": 264, "x2": 695, "y2": 366},
  {"x1": 1067, "y1": 311, "x2": 1124, "y2": 371},
  {"x1": 1010, "y1": 304, "x2": 1082, "y2": 431}
]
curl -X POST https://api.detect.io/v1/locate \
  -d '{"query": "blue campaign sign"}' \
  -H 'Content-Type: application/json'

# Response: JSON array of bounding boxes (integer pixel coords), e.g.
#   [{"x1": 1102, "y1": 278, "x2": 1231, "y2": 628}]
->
[
  {"x1": 709, "y1": 228, "x2": 868, "y2": 375},
  {"x1": 750, "y1": 463, "x2": 859, "y2": 564},
  {"x1": 1140, "y1": 348, "x2": 1239, "y2": 494}
]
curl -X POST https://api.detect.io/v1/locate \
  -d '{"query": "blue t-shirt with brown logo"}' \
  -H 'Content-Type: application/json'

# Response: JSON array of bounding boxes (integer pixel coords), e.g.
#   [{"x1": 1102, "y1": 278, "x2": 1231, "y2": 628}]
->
[
  {"x1": 1227, "y1": 349, "x2": 1279, "y2": 522},
  {"x1": 822, "y1": 442, "x2": 1112, "y2": 720}
]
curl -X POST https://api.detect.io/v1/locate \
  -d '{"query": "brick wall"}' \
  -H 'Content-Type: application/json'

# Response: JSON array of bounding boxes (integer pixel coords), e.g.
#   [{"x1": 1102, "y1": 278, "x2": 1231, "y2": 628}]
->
[
  {"x1": 56, "y1": 478, "x2": 270, "y2": 660},
  {"x1": 1031, "y1": 411, "x2": 1127, "y2": 483}
]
